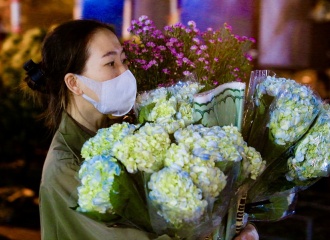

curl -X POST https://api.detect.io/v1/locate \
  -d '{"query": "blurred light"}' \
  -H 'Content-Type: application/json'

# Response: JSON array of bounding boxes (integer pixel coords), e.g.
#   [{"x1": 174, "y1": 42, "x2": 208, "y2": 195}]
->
[{"x1": 301, "y1": 75, "x2": 313, "y2": 84}]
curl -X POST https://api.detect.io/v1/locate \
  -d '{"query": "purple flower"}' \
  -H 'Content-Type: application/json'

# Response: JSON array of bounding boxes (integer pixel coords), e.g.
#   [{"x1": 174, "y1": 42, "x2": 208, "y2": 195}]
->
[
  {"x1": 193, "y1": 38, "x2": 200, "y2": 44},
  {"x1": 164, "y1": 26, "x2": 172, "y2": 31},
  {"x1": 183, "y1": 71, "x2": 191, "y2": 76},
  {"x1": 224, "y1": 23, "x2": 232, "y2": 32},
  {"x1": 190, "y1": 45, "x2": 198, "y2": 50},
  {"x1": 143, "y1": 26, "x2": 151, "y2": 32},
  {"x1": 200, "y1": 45, "x2": 208, "y2": 50},
  {"x1": 158, "y1": 45, "x2": 166, "y2": 51},
  {"x1": 139, "y1": 15, "x2": 148, "y2": 21},
  {"x1": 146, "y1": 42, "x2": 156, "y2": 47},
  {"x1": 245, "y1": 54, "x2": 253, "y2": 61},
  {"x1": 187, "y1": 20, "x2": 196, "y2": 28},
  {"x1": 162, "y1": 68, "x2": 170, "y2": 74},
  {"x1": 124, "y1": 15, "x2": 254, "y2": 91}
]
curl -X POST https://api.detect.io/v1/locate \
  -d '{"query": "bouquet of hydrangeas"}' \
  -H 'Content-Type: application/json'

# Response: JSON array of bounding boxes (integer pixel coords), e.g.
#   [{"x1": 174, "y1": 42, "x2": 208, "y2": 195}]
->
[
  {"x1": 76, "y1": 80, "x2": 266, "y2": 239},
  {"x1": 76, "y1": 14, "x2": 330, "y2": 239},
  {"x1": 123, "y1": 15, "x2": 255, "y2": 92},
  {"x1": 247, "y1": 103, "x2": 330, "y2": 203},
  {"x1": 243, "y1": 70, "x2": 322, "y2": 166},
  {"x1": 239, "y1": 71, "x2": 330, "y2": 224}
]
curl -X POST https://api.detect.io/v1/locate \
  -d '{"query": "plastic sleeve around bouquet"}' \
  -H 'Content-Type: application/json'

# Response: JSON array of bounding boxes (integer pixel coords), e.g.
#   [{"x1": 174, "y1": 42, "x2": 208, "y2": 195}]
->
[
  {"x1": 75, "y1": 155, "x2": 152, "y2": 231},
  {"x1": 243, "y1": 147, "x2": 300, "y2": 222},
  {"x1": 286, "y1": 103, "x2": 330, "y2": 182},
  {"x1": 243, "y1": 73, "x2": 322, "y2": 166},
  {"x1": 242, "y1": 70, "x2": 276, "y2": 141},
  {"x1": 143, "y1": 162, "x2": 240, "y2": 240},
  {"x1": 245, "y1": 103, "x2": 330, "y2": 221}
]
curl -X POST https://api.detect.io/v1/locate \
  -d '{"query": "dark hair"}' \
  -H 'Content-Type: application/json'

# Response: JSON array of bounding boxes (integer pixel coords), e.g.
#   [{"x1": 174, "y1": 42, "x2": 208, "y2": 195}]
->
[{"x1": 23, "y1": 19, "x2": 115, "y2": 131}]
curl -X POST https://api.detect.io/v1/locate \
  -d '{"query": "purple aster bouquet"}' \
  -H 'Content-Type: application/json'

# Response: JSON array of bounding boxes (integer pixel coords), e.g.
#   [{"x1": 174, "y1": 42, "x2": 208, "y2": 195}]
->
[{"x1": 123, "y1": 15, "x2": 255, "y2": 92}]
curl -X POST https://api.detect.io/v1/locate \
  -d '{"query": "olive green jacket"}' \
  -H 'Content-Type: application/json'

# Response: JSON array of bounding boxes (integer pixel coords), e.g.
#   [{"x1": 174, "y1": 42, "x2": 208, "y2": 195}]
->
[{"x1": 39, "y1": 112, "x2": 170, "y2": 240}]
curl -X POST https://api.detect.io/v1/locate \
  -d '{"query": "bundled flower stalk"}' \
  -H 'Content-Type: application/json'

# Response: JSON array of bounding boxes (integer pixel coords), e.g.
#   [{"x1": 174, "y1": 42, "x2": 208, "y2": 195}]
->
[
  {"x1": 78, "y1": 122, "x2": 153, "y2": 230},
  {"x1": 235, "y1": 71, "x2": 330, "y2": 225},
  {"x1": 76, "y1": 81, "x2": 266, "y2": 239},
  {"x1": 124, "y1": 15, "x2": 255, "y2": 92},
  {"x1": 243, "y1": 71, "x2": 322, "y2": 166},
  {"x1": 245, "y1": 103, "x2": 330, "y2": 221},
  {"x1": 286, "y1": 104, "x2": 330, "y2": 182}
]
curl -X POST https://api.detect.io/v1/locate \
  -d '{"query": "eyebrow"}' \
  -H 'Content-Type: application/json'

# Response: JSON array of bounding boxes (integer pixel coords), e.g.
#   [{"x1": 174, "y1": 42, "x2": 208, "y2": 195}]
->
[{"x1": 102, "y1": 49, "x2": 124, "y2": 58}]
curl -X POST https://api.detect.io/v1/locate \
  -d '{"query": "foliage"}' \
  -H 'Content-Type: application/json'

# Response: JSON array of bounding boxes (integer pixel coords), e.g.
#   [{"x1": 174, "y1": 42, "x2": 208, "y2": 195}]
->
[{"x1": 0, "y1": 28, "x2": 50, "y2": 162}]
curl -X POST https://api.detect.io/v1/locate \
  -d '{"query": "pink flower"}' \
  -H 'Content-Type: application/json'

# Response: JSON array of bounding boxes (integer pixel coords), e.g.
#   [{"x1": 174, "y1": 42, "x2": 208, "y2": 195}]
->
[
  {"x1": 124, "y1": 15, "x2": 254, "y2": 91},
  {"x1": 138, "y1": 15, "x2": 148, "y2": 21},
  {"x1": 200, "y1": 45, "x2": 208, "y2": 50},
  {"x1": 187, "y1": 21, "x2": 196, "y2": 28},
  {"x1": 183, "y1": 71, "x2": 191, "y2": 76},
  {"x1": 190, "y1": 45, "x2": 198, "y2": 50}
]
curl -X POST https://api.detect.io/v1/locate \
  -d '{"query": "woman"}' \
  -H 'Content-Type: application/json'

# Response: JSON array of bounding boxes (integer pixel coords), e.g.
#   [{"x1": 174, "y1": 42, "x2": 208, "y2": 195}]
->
[{"x1": 23, "y1": 19, "x2": 258, "y2": 240}]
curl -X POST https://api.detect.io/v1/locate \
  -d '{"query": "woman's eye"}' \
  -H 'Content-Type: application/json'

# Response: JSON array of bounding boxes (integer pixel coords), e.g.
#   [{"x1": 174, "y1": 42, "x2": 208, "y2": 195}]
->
[{"x1": 107, "y1": 61, "x2": 115, "y2": 67}]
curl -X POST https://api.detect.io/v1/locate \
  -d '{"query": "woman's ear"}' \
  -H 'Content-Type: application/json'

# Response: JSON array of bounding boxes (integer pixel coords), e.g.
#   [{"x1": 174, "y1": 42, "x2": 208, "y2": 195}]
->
[{"x1": 64, "y1": 73, "x2": 83, "y2": 95}]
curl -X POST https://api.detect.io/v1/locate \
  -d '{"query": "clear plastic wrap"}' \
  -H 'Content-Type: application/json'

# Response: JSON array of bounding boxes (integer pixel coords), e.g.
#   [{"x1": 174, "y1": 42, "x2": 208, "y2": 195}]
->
[{"x1": 243, "y1": 71, "x2": 322, "y2": 166}]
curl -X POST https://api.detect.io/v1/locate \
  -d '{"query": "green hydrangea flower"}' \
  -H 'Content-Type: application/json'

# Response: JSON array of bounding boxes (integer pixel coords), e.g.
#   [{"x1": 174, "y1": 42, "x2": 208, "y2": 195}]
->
[
  {"x1": 286, "y1": 104, "x2": 330, "y2": 181},
  {"x1": 81, "y1": 122, "x2": 137, "y2": 160},
  {"x1": 135, "y1": 81, "x2": 203, "y2": 133},
  {"x1": 77, "y1": 155, "x2": 121, "y2": 214},
  {"x1": 112, "y1": 123, "x2": 171, "y2": 173},
  {"x1": 257, "y1": 76, "x2": 321, "y2": 146},
  {"x1": 148, "y1": 167, "x2": 208, "y2": 227}
]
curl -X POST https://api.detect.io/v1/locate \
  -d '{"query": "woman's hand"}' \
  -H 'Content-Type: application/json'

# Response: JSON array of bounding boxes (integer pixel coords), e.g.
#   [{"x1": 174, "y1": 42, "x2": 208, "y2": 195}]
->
[{"x1": 233, "y1": 223, "x2": 259, "y2": 240}]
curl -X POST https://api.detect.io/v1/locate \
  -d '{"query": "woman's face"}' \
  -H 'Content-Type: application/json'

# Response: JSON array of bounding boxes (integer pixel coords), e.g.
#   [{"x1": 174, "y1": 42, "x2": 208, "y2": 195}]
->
[
  {"x1": 83, "y1": 28, "x2": 128, "y2": 82},
  {"x1": 77, "y1": 28, "x2": 128, "y2": 100}
]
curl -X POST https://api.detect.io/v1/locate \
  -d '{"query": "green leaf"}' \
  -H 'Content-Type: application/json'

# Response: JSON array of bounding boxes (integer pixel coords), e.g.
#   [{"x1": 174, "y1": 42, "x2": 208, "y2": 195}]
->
[
  {"x1": 246, "y1": 193, "x2": 296, "y2": 221},
  {"x1": 110, "y1": 164, "x2": 153, "y2": 232},
  {"x1": 138, "y1": 102, "x2": 156, "y2": 124},
  {"x1": 70, "y1": 206, "x2": 121, "y2": 224}
]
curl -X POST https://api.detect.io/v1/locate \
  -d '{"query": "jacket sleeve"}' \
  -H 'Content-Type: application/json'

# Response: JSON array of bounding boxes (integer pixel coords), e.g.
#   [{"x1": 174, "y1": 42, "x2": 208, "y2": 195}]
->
[
  {"x1": 39, "y1": 153, "x2": 171, "y2": 240},
  {"x1": 39, "y1": 184, "x2": 169, "y2": 240}
]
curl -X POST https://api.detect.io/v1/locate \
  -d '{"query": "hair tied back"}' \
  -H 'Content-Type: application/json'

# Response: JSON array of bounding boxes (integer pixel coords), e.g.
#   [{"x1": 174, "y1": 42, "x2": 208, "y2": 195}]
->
[{"x1": 23, "y1": 59, "x2": 45, "y2": 91}]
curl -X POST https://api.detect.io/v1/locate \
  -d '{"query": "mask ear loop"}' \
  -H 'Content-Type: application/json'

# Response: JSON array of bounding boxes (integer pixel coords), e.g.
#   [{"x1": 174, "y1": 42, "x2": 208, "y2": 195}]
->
[{"x1": 75, "y1": 74, "x2": 102, "y2": 97}]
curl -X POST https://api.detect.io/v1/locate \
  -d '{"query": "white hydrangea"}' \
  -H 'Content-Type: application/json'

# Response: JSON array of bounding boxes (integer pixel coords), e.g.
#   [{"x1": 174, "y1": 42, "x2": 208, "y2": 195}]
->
[
  {"x1": 77, "y1": 155, "x2": 121, "y2": 214},
  {"x1": 81, "y1": 122, "x2": 137, "y2": 160},
  {"x1": 135, "y1": 81, "x2": 203, "y2": 133},
  {"x1": 148, "y1": 167, "x2": 208, "y2": 227},
  {"x1": 256, "y1": 76, "x2": 321, "y2": 146},
  {"x1": 286, "y1": 105, "x2": 330, "y2": 181},
  {"x1": 242, "y1": 146, "x2": 266, "y2": 180},
  {"x1": 112, "y1": 123, "x2": 171, "y2": 173},
  {"x1": 189, "y1": 163, "x2": 227, "y2": 199}
]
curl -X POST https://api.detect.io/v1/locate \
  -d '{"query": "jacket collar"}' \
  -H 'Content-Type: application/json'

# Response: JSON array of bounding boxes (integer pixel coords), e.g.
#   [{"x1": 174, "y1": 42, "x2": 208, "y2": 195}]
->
[{"x1": 58, "y1": 111, "x2": 95, "y2": 164}]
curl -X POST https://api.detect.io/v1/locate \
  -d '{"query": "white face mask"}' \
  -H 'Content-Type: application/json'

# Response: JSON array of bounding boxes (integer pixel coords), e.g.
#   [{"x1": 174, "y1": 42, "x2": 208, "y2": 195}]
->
[{"x1": 76, "y1": 70, "x2": 137, "y2": 116}]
